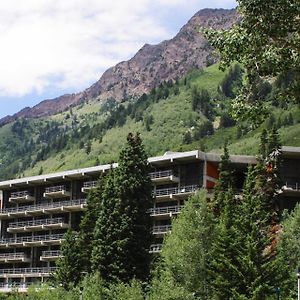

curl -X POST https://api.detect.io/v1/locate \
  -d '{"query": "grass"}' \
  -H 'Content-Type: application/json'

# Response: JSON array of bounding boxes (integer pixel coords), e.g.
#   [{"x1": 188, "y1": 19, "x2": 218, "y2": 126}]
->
[{"x1": 1, "y1": 63, "x2": 299, "y2": 179}]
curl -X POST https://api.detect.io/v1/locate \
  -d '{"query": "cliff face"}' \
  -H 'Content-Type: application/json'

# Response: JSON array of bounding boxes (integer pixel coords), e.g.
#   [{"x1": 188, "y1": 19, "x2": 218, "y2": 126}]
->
[{"x1": 1, "y1": 8, "x2": 238, "y2": 125}]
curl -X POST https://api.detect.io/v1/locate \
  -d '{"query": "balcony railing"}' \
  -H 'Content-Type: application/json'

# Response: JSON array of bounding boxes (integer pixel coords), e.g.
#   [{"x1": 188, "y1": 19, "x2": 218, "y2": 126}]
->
[
  {"x1": 152, "y1": 225, "x2": 172, "y2": 234},
  {"x1": 0, "y1": 252, "x2": 28, "y2": 261},
  {"x1": 154, "y1": 185, "x2": 199, "y2": 197},
  {"x1": 45, "y1": 185, "x2": 66, "y2": 194},
  {"x1": 0, "y1": 199, "x2": 87, "y2": 216},
  {"x1": 7, "y1": 218, "x2": 69, "y2": 232},
  {"x1": 40, "y1": 250, "x2": 62, "y2": 261},
  {"x1": 9, "y1": 191, "x2": 34, "y2": 203},
  {"x1": 10, "y1": 191, "x2": 30, "y2": 198},
  {"x1": 0, "y1": 267, "x2": 56, "y2": 276},
  {"x1": 0, "y1": 233, "x2": 65, "y2": 246},
  {"x1": 83, "y1": 181, "x2": 97, "y2": 189},
  {"x1": 149, "y1": 244, "x2": 163, "y2": 253},
  {"x1": 283, "y1": 182, "x2": 300, "y2": 191},
  {"x1": 149, "y1": 170, "x2": 176, "y2": 179},
  {"x1": 82, "y1": 181, "x2": 98, "y2": 193},
  {"x1": 148, "y1": 205, "x2": 184, "y2": 216},
  {"x1": 41, "y1": 250, "x2": 62, "y2": 258},
  {"x1": 8, "y1": 218, "x2": 66, "y2": 230}
]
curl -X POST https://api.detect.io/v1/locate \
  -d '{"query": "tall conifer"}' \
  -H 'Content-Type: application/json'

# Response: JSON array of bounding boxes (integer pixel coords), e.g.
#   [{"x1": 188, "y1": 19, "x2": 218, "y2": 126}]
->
[
  {"x1": 212, "y1": 142, "x2": 234, "y2": 214},
  {"x1": 78, "y1": 177, "x2": 105, "y2": 273},
  {"x1": 55, "y1": 230, "x2": 82, "y2": 289},
  {"x1": 91, "y1": 133, "x2": 153, "y2": 282}
]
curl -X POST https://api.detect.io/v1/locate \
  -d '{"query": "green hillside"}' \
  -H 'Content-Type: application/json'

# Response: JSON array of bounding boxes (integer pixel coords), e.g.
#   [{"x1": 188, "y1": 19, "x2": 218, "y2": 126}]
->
[{"x1": 0, "y1": 63, "x2": 299, "y2": 180}]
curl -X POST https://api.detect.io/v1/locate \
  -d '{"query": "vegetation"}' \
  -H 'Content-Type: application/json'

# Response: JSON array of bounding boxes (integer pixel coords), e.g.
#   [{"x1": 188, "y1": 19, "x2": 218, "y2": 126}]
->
[
  {"x1": 91, "y1": 133, "x2": 153, "y2": 282},
  {"x1": 55, "y1": 133, "x2": 152, "y2": 286},
  {"x1": 0, "y1": 63, "x2": 299, "y2": 181},
  {"x1": 204, "y1": 0, "x2": 300, "y2": 124},
  {"x1": 1, "y1": 131, "x2": 299, "y2": 299}
]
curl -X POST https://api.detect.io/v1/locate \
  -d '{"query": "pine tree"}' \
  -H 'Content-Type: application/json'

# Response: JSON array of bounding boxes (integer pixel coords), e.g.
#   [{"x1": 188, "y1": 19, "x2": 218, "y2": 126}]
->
[
  {"x1": 210, "y1": 188, "x2": 242, "y2": 299},
  {"x1": 259, "y1": 129, "x2": 268, "y2": 159},
  {"x1": 91, "y1": 133, "x2": 153, "y2": 282},
  {"x1": 55, "y1": 230, "x2": 83, "y2": 289},
  {"x1": 231, "y1": 166, "x2": 281, "y2": 299},
  {"x1": 212, "y1": 142, "x2": 234, "y2": 214},
  {"x1": 78, "y1": 177, "x2": 105, "y2": 273}
]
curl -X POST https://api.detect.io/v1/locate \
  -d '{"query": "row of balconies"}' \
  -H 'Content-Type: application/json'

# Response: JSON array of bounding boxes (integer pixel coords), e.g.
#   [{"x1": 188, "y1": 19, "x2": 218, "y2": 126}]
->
[
  {"x1": 7, "y1": 170, "x2": 181, "y2": 203},
  {"x1": 0, "y1": 251, "x2": 61, "y2": 263},
  {"x1": 6, "y1": 218, "x2": 69, "y2": 233},
  {"x1": 0, "y1": 199, "x2": 87, "y2": 219},
  {"x1": 0, "y1": 267, "x2": 56, "y2": 278},
  {"x1": 0, "y1": 234, "x2": 65, "y2": 248},
  {"x1": 0, "y1": 224, "x2": 170, "y2": 248},
  {"x1": 0, "y1": 225, "x2": 171, "y2": 248},
  {"x1": 1, "y1": 185, "x2": 198, "y2": 220}
]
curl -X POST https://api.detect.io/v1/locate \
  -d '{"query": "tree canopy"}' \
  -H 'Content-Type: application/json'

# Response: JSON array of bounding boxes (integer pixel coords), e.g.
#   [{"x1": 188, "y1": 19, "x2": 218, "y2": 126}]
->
[{"x1": 204, "y1": 0, "x2": 300, "y2": 124}]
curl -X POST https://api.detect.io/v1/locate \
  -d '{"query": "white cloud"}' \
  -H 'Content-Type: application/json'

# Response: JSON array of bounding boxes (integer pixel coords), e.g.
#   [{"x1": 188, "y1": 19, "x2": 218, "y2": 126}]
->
[{"x1": 0, "y1": 0, "x2": 236, "y2": 98}]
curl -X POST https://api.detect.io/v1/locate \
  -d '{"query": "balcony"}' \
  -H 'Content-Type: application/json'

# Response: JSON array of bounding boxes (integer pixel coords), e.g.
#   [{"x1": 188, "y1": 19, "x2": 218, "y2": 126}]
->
[
  {"x1": 7, "y1": 218, "x2": 69, "y2": 233},
  {"x1": 0, "y1": 267, "x2": 56, "y2": 278},
  {"x1": 40, "y1": 250, "x2": 62, "y2": 262},
  {"x1": 149, "y1": 244, "x2": 163, "y2": 253},
  {"x1": 9, "y1": 191, "x2": 35, "y2": 204},
  {"x1": 154, "y1": 185, "x2": 199, "y2": 201},
  {"x1": 148, "y1": 205, "x2": 184, "y2": 218},
  {"x1": 0, "y1": 233, "x2": 65, "y2": 248},
  {"x1": 0, "y1": 199, "x2": 87, "y2": 219},
  {"x1": 43, "y1": 185, "x2": 70, "y2": 199},
  {"x1": 281, "y1": 182, "x2": 300, "y2": 195},
  {"x1": 81, "y1": 181, "x2": 97, "y2": 193},
  {"x1": 152, "y1": 225, "x2": 172, "y2": 236},
  {"x1": 0, "y1": 282, "x2": 30, "y2": 293},
  {"x1": 149, "y1": 170, "x2": 179, "y2": 185},
  {"x1": 0, "y1": 252, "x2": 29, "y2": 263}
]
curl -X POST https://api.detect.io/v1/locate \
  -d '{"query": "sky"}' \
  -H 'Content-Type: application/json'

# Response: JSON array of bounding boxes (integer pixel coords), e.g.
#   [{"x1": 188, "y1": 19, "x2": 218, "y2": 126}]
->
[{"x1": 0, "y1": 0, "x2": 237, "y2": 119}]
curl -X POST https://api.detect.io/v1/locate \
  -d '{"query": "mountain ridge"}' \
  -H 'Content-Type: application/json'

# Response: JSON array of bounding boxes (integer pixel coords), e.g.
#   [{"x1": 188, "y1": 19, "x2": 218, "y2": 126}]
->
[{"x1": 0, "y1": 8, "x2": 238, "y2": 126}]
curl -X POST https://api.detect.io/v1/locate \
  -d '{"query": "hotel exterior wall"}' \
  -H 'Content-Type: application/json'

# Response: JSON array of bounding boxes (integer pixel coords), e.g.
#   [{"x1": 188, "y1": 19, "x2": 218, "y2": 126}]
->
[{"x1": 0, "y1": 149, "x2": 258, "y2": 291}]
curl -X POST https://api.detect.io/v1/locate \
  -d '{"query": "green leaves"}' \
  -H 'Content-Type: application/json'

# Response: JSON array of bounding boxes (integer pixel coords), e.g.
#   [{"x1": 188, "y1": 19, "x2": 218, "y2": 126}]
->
[{"x1": 203, "y1": 0, "x2": 300, "y2": 123}]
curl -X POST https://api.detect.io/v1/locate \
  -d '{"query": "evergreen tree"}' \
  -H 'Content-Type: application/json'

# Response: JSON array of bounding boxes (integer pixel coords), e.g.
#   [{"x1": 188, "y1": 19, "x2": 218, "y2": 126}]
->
[
  {"x1": 277, "y1": 203, "x2": 300, "y2": 298},
  {"x1": 212, "y1": 142, "x2": 234, "y2": 214},
  {"x1": 91, "y1": 133, "x2": 153, "y2": 282},
  {"x1": 55, "y1": 230, "x2": 83, "y2": 289},
  {"x1": 78, "y1": 178, "x2": 105, "y2": 273},
  {"x1": 231, "y1": 167, "x2": 276, "y2": 299},
  {"x1": 85, "y1": 140, "x2": 92, "y2": 155},
  {"x1": 259, "y1": 129, "x2": 268, "y2": 159},
  {"x1": 210, "y1": 188, "x2": 241, "y2": 299}
]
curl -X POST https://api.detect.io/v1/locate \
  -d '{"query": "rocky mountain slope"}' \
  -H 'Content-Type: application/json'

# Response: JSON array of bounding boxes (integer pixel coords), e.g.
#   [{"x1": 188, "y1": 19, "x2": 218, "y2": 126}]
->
[{"x1": 0, "y1": 8, "x2": 238, "y2": 125}]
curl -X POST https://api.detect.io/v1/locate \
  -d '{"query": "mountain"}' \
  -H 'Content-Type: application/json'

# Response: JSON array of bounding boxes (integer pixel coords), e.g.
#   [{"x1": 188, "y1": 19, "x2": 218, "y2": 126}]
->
[
  {"x1": 0, "y1": 8, "x2": 238, "y2": 126},
  {"x1": 0, "y1": 60, "x2": 299, "y2": 181}
]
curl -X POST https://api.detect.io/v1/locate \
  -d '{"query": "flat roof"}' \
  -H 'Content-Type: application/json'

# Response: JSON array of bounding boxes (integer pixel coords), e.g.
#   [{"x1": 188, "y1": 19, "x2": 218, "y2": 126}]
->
[
  {"x1": 0, "y1": 149, "x2": 258, "y2": 189},
  {"x1": 281, "y1": 146, "x2": 300, "y2": 158}
]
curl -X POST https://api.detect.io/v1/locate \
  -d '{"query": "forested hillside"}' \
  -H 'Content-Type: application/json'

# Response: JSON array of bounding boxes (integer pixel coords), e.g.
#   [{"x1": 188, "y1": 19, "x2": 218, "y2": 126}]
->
[{"x1": 0, "y1": 63, "x2": 299, "y2": 181}]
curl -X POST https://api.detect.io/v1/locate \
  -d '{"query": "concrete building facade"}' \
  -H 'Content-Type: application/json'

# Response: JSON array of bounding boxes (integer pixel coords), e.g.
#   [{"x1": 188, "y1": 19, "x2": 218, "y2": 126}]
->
[{"x1": 0, "y1": 147, "x2": 298, "y2": 292}]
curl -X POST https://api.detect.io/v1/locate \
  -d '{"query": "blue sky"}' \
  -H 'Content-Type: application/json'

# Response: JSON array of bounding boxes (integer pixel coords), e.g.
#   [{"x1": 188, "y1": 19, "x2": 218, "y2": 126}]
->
[{"x1": 0, "y1": 0, "x2": 236, "y2": 119}]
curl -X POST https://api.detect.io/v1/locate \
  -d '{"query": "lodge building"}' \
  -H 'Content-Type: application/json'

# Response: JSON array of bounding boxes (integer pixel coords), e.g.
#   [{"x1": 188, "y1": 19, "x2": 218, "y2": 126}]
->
[{"x1": 0, "y1": 147, "x2": 299, "y2": 292}]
